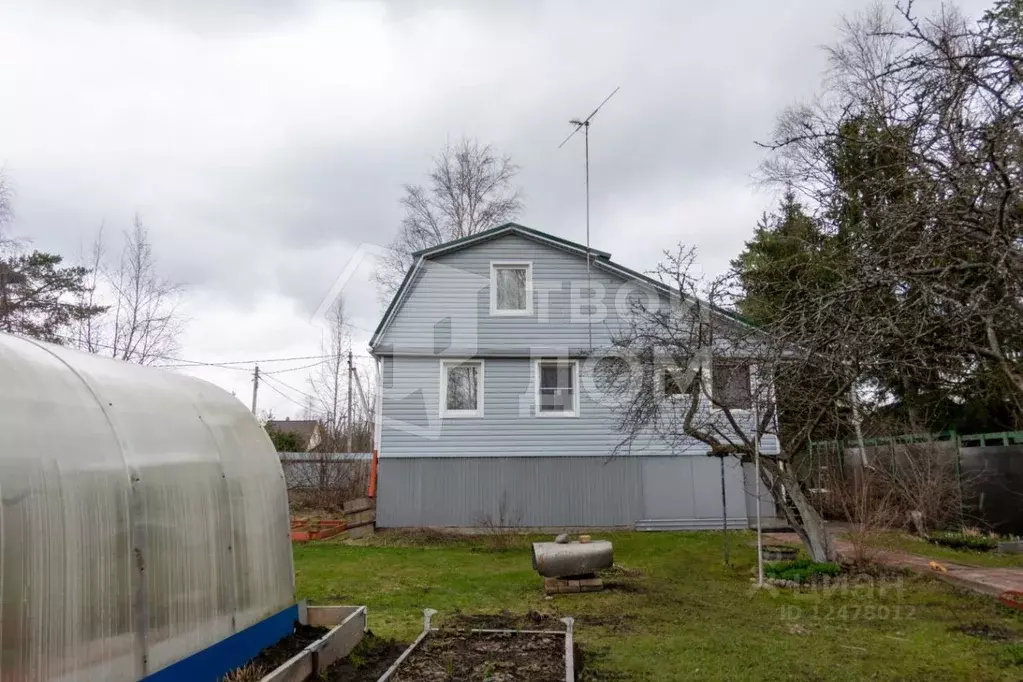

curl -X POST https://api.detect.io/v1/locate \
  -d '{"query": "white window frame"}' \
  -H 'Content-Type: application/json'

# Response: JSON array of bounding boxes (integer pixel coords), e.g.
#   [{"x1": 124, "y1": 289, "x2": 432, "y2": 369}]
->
[
  {"x1": 659, "y1": 366, "x2": 691, "y2": 401},
  {"x1": 706, "y1": 358, "x2": 754, "y2": 413},
  {"x1": 534, "y1": 359, "x2": 579, "y2": 418},
  {"x1": 439, "y1": 359, "x2": 484, "y2": 418},
  {"x1": 489, "y1": 261, "x2": 534, "y2": 316}
]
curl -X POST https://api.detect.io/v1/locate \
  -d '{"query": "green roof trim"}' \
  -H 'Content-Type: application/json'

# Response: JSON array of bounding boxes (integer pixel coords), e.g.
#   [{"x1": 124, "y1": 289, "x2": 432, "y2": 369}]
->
[{"x1": 411, "y1": 222, "x2": 613, "y2": 259}]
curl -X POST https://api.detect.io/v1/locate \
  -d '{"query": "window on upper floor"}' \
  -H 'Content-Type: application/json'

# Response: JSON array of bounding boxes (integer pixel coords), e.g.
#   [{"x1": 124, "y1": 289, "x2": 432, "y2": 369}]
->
[
  {"x1": 440, "y1": 359, "x2": 483, "y2": 417},
  {"x1": 711, "y1": 360, "x2": 752, "y2": 410},
  {"x1": 536, "y1": 359, "x2": 578, "y2": 417},
  {"x1": 490, "y1": 262, "x2": 533, "y2": 315}
]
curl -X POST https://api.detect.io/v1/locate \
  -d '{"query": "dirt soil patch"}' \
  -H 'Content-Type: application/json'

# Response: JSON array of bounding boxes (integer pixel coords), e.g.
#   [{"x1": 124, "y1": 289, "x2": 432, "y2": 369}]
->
[
  {"x1": 224, "y1": 622, "x2": 328, "y2": 679},
  {"x1": 956, "y1": 621, "x2": 1019, "y2": 642},
  {"x1": 390, "y1": 631, "x2": 566, "y2": 682},
  {"x1": 445, "y1": 609, "x2": 563, "y2": 631},
  {"x1": 321, "y1": 630, "x2": 408, "y2": 682}
]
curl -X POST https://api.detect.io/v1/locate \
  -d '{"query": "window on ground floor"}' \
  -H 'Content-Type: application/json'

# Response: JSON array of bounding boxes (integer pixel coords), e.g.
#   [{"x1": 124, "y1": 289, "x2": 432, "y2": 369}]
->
[
  {"x1": 440, "y1": 359, "x2": 483, "y2": 417},
  {"x1": 536, "y1": 359, "x2": 578, "y2": 417}
]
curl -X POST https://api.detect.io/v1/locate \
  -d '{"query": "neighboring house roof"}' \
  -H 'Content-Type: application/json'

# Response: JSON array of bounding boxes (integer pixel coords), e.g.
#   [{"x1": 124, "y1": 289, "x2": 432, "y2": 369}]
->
[
  {"x1": 370, "y1": 222, "x2": 753, "y2": 348},
  {"x1": 265, "y1": 418, "x2": 323, "y2": 452}
]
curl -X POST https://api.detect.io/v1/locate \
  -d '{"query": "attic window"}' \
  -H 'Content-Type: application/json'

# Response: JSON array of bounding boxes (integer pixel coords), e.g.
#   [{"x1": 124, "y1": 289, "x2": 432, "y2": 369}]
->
[{"x1": 490, "y1": 262, "x2": 533, "y2": 315}]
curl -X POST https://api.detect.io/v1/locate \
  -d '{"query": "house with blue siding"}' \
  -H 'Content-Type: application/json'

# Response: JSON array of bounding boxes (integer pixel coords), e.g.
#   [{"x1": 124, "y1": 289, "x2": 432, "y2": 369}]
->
[{"x1": 369, "y1": 223, "x2": 776, "y2": 530}]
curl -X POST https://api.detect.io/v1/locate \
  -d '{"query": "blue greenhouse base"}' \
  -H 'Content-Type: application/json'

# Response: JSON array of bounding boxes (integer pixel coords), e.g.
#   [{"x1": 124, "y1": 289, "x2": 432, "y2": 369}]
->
[{"x1": 142, "y1": 603, "x2": 299, "y2": 682}]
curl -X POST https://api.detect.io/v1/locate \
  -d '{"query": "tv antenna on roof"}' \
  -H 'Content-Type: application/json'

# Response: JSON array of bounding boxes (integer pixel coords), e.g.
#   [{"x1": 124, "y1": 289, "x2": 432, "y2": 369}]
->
[{"x1": 559, "y1": 86, "x2": 620, "y2": 350}]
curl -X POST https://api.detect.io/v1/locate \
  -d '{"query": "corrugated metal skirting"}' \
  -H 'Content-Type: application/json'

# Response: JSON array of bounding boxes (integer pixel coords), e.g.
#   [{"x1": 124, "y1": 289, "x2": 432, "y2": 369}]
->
[
  {"x1": 378, "y1": 456, "x2": 645, "y2": 527},
  {"x1": 377, "y1": 455, "x2": 760, "y2": 529}
]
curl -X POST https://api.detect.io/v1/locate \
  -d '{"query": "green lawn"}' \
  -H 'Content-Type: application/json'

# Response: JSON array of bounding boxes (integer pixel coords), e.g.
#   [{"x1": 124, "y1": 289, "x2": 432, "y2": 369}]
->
[
  {"x1": 866, "y1": 531, "x2": 1023, "y2": 569},
  {"x1": 294, "y1": 531, "x2": 1023, "y2": 681}
]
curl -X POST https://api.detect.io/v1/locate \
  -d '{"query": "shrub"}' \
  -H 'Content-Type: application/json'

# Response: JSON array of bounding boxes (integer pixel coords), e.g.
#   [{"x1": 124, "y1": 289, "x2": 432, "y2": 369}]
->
[
  {"x1": 927, "y1": 530, "x2": 998, "y2": 552},
  {"x1": 764, "y1": 559, "x2": 842, "y2": 583}
]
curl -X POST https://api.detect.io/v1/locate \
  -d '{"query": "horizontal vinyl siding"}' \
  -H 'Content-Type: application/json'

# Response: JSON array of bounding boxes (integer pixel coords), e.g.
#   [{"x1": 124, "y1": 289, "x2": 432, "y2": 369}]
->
[
  {"x1": 376, "y1": 233, "x2": 661, "y2": 354},
  {"x1": 381, "y1": 356, "x2": 710, "y2": 458}
]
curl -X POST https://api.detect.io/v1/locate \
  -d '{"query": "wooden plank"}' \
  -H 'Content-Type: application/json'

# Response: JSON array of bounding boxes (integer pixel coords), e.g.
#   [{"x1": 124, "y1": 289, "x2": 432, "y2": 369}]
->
[
  {"x1": 260, "y1": 650, "x2": 313, "y2": 682},
  {"x1": 305, "y1": 605, "x2": 363, "y2": 628},
  {"x1": 316, "y1": 608, "x2": 368, "y2": 669}
]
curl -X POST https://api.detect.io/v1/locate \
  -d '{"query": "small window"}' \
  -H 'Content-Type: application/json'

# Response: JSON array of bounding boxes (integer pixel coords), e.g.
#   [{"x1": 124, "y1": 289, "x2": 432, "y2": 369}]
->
[
  {"x1": 662, "y1": 368, "x2": 689, "y2": 398},
  {"x1": 536, "y1": 359, "x2": 578, "y2": 417},
  {"x1": 440, "y1": 360, "x2": 483, "y2": 417},
  {"x1": 490, "y1": 262, "x2": 532, "y2": 315},
  {"x1": 712, "y1": 360, "x2": 752, "y2": 410}
]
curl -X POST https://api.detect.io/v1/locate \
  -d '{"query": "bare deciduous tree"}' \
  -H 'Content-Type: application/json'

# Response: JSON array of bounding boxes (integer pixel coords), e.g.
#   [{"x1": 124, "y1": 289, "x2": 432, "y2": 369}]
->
[
  {"x1": 74, "y1": 216, "x2": 185, "y2": 364},
  {"x1": 309, "y1": 296, "x2": 351, "y2": 447},
  {"x1": 107, "y1": 216, "x2": 184, "y2": 364},
  {"x1": 599, "y1": 247, "x2": 844, "y2": 562},
  {"x1": 374, "y1": 138, "x2": 522, "y2": 299},
  {"x1": 0, "y1": 171, "x2": 12, "y2": 241}
]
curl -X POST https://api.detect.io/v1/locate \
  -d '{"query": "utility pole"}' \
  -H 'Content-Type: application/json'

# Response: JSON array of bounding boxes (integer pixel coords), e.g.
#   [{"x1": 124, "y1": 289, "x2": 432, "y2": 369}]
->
[
  {"x1": 251, "y1": 364, "x2": 260, "y2": 414},
  {"x1": 346, "y1": 350, "x2": 354, "y2": 454}
]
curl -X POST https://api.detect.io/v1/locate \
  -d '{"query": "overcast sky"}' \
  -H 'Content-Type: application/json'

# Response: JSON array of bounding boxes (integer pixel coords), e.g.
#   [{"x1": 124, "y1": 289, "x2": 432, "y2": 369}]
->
[{"x1": 0, "y1": 0, "x2": 990, "y2": 417}]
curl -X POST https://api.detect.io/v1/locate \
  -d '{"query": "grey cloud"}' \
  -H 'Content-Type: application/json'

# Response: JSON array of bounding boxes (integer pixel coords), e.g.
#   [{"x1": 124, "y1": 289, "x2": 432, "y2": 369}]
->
[
  {"x1": 28, "y1": 0, "x2": 316, "y2": 31},
  {"x1": 0, "y1": 0, "x2": 998, "y2": 388}
]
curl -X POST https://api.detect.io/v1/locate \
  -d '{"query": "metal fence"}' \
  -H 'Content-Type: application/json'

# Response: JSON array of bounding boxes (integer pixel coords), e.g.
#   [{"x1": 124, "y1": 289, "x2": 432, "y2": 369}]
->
[
  {"x1": 808, "y1": 431, "x2": 1023, "y2": 534},
  {"x1": 279, "y1": 452, "x2": 372, "y2": 509}
]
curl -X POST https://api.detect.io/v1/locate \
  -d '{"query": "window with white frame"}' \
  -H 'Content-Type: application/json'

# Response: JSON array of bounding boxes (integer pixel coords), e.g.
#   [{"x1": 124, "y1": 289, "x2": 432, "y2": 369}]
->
[
  {"x1": 440, "y1": 360, "x2": 483, "y2": 417},
  {"x1": 711, "y1": 360, "x2": 752, "y2": 410},
  {"x1": 490, "y1": 262, "x2": 532, "y2": 315},
  {"x1": 661, "y1": 367, "x2": 689, "y2": 398},
  {"x1": 536, "y1": 359, "x2": 578, "y2": 416}
]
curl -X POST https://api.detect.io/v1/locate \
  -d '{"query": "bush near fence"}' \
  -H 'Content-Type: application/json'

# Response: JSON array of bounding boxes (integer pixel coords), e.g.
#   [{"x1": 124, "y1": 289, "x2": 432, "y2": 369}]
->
[
  {"x1": 279, "y1": 452, "x2": 371, "y2": 511},
  {"x1": 808, "y1": 431, "x2": 1023, "y2": 534}
]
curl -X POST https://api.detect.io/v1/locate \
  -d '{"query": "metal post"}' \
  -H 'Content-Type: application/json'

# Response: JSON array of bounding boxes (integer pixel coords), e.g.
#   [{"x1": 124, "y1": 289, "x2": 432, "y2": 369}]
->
[
  {"x1": 953, "y1": 429, "x2": 965, "y2": 531},
  {"x1": 346, "y1": 350, "x2": 354, "y2": 454},
  {"x1": 251, "y1": 364, "x2": 259, "y2": 414},
  {"x1": 755, "y1": 406, "x2": 763, "y2": 588},
  {"x1": 720, "y1": 455, "x2": 729, "y2": 565},
  {"x1": 584, "y1": 121, "x2": 592, "y2": 351}
]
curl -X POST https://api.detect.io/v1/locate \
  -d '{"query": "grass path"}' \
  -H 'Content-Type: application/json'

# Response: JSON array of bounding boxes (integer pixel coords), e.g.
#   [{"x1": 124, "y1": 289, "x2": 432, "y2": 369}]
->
[
  {"x1": 868, "y1": 531, "x2": 1023, "y2": 569},
  {"x1": 294, "y1": 531, "x2": 1023, "y2": 681}
]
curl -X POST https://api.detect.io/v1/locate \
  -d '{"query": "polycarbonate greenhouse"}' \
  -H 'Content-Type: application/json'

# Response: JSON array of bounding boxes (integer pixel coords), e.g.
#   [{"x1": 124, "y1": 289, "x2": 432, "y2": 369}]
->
[{"x1": 0, "y1": 333, "x2": 295, "y2": 681}]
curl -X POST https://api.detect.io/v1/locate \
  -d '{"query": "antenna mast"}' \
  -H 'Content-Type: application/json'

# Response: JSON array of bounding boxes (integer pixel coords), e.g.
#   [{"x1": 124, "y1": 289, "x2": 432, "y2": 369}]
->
[{"x1": 559, "y1": 86, "x2": 620, "y2": 351}]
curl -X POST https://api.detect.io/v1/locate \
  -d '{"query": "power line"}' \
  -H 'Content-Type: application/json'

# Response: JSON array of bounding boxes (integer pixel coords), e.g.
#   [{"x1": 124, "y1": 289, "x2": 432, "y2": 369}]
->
[
  {"x1": 259, "y1": 377, "x2": 307, "y2": 410},
  {"x1": 155, "y1": 352, "x2": 373, "y2": 370},
  {"x1": 50, "y1": 331, "x2": 374, "y2": 373},
  {"x1": 262, "y1": 359, "x2": 327, "y2": 375},
  {"x1": 261, "y1": 372, "x2": 317, "y2": 403}
]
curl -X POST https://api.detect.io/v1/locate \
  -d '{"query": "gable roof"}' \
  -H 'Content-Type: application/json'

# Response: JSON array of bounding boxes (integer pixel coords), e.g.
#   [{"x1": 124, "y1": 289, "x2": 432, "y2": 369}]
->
[
  {"x1": 370, "y1": 222, "x2": 752, "y2": 348},
  {"x1": 265, "y1": 419, "x2": 322, "y2": 451},
  {"x1": 412, "y1": 222, "x2": 612, "y2": 260}
]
